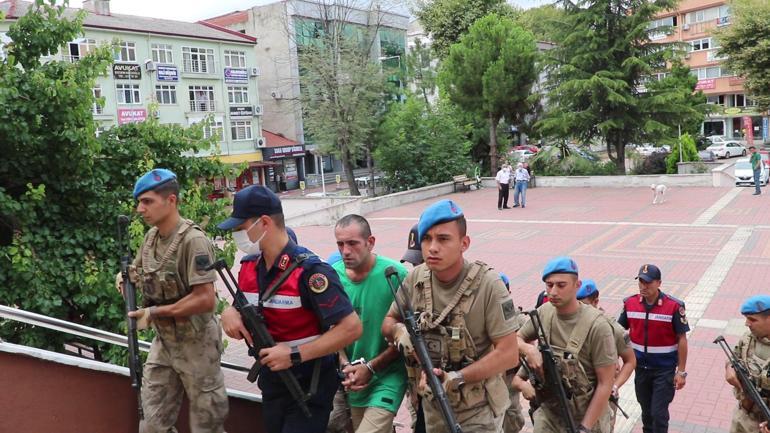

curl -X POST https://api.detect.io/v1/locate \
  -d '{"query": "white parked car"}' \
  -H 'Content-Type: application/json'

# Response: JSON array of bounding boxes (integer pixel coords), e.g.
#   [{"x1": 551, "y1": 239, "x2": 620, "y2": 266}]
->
[
  {"x1": 511, "y1": 149, "x2": 535, "y2": 161},
  {"x1": 734, "y1": 158, "x2": 769, "y2": 187},
  {"x1": 707, "y1": 140, "x2": 746, "y2": 158}
]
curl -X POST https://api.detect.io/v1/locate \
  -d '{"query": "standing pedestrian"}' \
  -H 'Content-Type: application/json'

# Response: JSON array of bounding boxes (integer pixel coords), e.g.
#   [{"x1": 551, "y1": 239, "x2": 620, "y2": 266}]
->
[
  {"x1": 617, "y1": 264, "x2": 688, "y2": 433},
  {"x1": 496, "y1": 165, "x2": 512, "y2": 210},
  {"x1": 327, "y1": 214, "x2": 408, "y2": 433},
  {"x1": 517, "y1": 257, "x2": 617, "y2": 433},
  {"x1": 513, "y1": 163, "x2": 531, "y2": 209},
  {"x1": 725, "y1": 295, "x2": 770, "y2": 433},
  {"x1": 382, "y1": 199, "x2": 520, "y2": 433},
  {"x1": 124, "y1": 168, "x2": 228, "y2": 433},
  {"x1": 218, "y1": 185, "x2": 363, "y2": 433},
  {"x1": 750, "y1": 146, "x2": 762, "y2": 195}
]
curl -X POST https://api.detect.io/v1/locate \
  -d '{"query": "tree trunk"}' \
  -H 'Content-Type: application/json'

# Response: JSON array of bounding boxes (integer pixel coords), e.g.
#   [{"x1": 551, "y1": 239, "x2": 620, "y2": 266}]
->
[
  {"x1": 341, "y1": 143, "x2": 361, "y2": 196},
  {"x1": 609, "y1": 135, "x2": 626, "y2": 174},
  {"x1": 489, "y1": 114, "x2": 499, "y2": 174},
  {"x1": 367, "y1": 143, "x2": 376, "y2": 197}
]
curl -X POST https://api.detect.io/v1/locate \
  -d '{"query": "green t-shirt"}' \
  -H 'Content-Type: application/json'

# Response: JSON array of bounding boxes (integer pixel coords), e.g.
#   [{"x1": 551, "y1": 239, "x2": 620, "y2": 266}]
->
[
  {"x1": 333, "y1": 256, "x2": 408, "y2": 413},
  {"x1": 751, "y1": 152, "x2": 761, "y2": 170}
]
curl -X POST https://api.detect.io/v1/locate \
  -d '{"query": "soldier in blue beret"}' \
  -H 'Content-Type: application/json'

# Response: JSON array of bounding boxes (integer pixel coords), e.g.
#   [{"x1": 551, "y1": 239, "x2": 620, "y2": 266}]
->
[
  {"x1": 218, "y1": 185, "x2": 362, "y2": 433},
  {"x1": 383, "y1": 199, "x2": 520, "y2": 433},
  {"x1": 122, "y1": 168, "x2": 229, "y2": 432},
  {"x1": 726, "y1": 295, "x2": 770, "y2": 433},
  {"x1": 516, "y1": 257, "x2": 618, "y2": 433}
]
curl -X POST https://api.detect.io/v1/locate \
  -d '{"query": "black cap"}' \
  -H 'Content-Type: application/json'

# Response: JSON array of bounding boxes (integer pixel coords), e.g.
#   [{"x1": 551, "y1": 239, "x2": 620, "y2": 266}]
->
[
  {"x1": 636, "y1": 264, "x2": 662, "y2": 282},
  {"x1": 400, "y1": 224, "x2": 423, "y2": 265},
  {"x1": 217, "y1": 185, "x2": 283, "y2": 230}
]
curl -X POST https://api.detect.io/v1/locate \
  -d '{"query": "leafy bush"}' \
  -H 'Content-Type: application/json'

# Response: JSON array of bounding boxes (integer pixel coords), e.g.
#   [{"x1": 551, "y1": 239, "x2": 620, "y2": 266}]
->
[
  {"x1": 666, "y1": 133, "x2": 700, "y2": 173},
  {"x1": 633, "y1": 152, "x2": 669, "y2": 174},
  {"x1": 529, "y1": 147, "x2": 616, "y2": 176}
]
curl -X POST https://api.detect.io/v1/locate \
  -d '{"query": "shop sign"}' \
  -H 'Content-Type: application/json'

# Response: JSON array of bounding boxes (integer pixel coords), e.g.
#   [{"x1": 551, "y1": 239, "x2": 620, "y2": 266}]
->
[{"x1": 113, "y1": 63, "x2": 141, "y2": 80}]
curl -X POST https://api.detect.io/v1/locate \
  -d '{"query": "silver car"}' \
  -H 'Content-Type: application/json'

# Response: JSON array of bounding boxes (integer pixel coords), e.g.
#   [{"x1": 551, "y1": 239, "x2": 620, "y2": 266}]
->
[{"x1": 734, "y1": 158, "x2": 769, "y2": 187}]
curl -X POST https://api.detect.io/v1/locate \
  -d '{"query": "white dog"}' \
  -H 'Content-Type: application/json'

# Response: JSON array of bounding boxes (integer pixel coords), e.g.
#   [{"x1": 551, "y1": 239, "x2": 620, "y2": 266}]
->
[{"x1": 651, "y1": 183, "x2": 668, "y2": 204}]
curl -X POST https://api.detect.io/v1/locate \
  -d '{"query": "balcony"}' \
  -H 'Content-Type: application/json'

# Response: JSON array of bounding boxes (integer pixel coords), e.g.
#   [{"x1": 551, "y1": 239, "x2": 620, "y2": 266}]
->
[
  {"x1": 182, "y1": 59, "x2": 217, "y2": 74},
  {"x1": 189, "y1": 100, "x2": 216, "y2": 112},
  {"x1": 716, "y1": 16, "x2": 730, "y2": 26}
]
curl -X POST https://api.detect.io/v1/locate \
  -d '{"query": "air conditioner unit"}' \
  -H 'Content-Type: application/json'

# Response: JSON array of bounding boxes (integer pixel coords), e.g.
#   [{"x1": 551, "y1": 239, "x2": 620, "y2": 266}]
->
[
  {"x1": 684, "y1": 52, "x2": 691, "y2": 59},
  {"x1": 254, "y1": 104, "x2": 264, "y2": 116},
  {"x1": 255, "y1": 136, "x2": 267, "y2": 148},
  {"x1": 144, "y1": 59, "x2": 156, "y2": 72},
  {"x1": 152, "y1": 110, "x2": 160, "y2": 119},
  {"x1": 683, "y1": 23, "x2": 690, "y2": 31},
  {"x1": 249, "y1": 67, "x2": 260, "y2": 77},
  {"x1": 270, "y1": 90, "x2": 283, "y2": 99}
]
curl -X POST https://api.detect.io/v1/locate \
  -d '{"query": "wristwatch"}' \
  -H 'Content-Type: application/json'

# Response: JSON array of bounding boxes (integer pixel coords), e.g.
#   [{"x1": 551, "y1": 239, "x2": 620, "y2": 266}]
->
[
  {"x1": 448, "y1": 371, "x2": 466, "y2": 390},
  {"x1": 290, "y1": 345, "x2": 302, "y2": 366},
  {"x1": 676, "y1": 370, "x2": 688, "y2": 378}
]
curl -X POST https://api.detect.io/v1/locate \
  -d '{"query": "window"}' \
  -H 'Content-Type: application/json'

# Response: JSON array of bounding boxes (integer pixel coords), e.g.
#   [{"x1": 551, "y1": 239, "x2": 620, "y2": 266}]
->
[
  {"x1": 155, "y1": 85, "x2": 177, "y2": 105},
  {"x1": 116, "y1": 83, "x2": 141, "y2": 104},
  {"x1": 227, "y1": 86, "x2": 249, "y2": 104},
  {"x1": 707, "y1": 95, "x2": 725, "y2": 105},
  {"x1": 224, "y1": 50, "x2": 246, "y2": 68},
  {"x1": 92, "y1": 86, "x2": 104, "y2": 114},
  {"x1": 189, "y1": 85, "x2": 215, "y2": 112},
  {"x1": 67, "y1": 38, "x2": 97, "y2": 62},
  {"x1": 0, "y1": 33, "x2": 11, "y2": 60},
  {"x1": 686, "y1": 7, "x2": 719, "y2": 24},
  {"x1": 231, "y1": 120, "x2": 253, "y2": 140},
  {"x1": 692, "y1": 66, "x2": 722, "y2": 80},
  {"x1": 688, "y1": 38, "x2": 711, "y2": 52},
  {"x1": 182, "y1": 47, "x2": 215, "y2": 73},
  {"x1": 151, "y1": 43, "x2": 173, "y2": 64},
  {"x1": 115, "y1": 41, "x2": 136, "y2": 62},
  {"x1": 204, "y1": 119, "x2": 225, "y2": 141}
]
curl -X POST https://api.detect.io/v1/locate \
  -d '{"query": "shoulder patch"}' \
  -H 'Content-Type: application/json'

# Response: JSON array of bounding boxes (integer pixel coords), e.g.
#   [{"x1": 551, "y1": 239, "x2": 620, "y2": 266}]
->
[
  {"x1": 501, "y1": 299, "x2": 516, "y2": 321},
  {"x1": 309, "y1": 273, "x2": 329, "y2": 294},
  {"x1": 194, "y1": 254, "x2": 211, "y2": 271},
  {"x1": 278, "y1": 254, "x2": 290, "y2": 271}
]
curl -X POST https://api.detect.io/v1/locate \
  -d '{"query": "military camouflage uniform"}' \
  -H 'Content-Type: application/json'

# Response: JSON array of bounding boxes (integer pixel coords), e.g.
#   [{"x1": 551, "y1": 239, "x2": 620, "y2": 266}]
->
[
  {"x1": 504, "y1": 314, "x2": 528, "y2": 433},
  {"x1": 730, "y1": 332, "x2": 770, "y2": 433},
  {"x1": 131, "y1": 218, "x2": 228, "y2": 433},
  {"x1": 389, "y1": 261, "x2": 518, "y2": 433},
  {"x1": 518, "y1": 302, "x2": 617, "y2": 433}
]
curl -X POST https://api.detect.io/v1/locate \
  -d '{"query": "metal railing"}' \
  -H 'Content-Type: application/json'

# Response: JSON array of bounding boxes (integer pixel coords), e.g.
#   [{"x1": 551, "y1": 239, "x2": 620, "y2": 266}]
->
[
  {"x1": 0, "y1": 304, "x2": 249, "y2": 373},
  {"x1": 189, "y1": 100, "x2": 216, "y2": 112},
  {"x1": 182, "y1": 59, "x2": 217, "y2": 74}
]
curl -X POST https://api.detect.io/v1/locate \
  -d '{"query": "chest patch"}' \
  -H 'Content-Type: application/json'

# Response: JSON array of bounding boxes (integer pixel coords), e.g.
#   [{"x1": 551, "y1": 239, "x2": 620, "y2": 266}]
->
[{"x1": 309, "y1": 273, "x2": 329, "y2": 294}]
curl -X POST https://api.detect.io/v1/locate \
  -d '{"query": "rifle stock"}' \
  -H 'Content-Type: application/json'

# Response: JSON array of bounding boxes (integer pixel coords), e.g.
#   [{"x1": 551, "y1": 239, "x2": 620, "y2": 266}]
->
[
  {"x1": 385, "y1": 266, "x2": 463, "y2": 433},
  {"x1": 715, "y1": 335, "x2": 770, "y2": 423},
  {"x1": 117, "y1": 215, "x2": 144, "y2": 420},
  {"x1": 208, "y1": 259, "x2": 313, "y2": 418},
  {"x1": 528, "y1": 309, "x2": 578, "y2": 433}
]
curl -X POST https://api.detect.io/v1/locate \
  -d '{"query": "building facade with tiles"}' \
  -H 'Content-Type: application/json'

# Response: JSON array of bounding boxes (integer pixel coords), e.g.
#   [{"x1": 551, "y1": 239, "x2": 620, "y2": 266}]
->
[
  {"x1": 0, "y1": 0, "x2": 294, "y2": 191},
  {"x1": 651, "y1": 0, "x2": 767, "y2": 143}
]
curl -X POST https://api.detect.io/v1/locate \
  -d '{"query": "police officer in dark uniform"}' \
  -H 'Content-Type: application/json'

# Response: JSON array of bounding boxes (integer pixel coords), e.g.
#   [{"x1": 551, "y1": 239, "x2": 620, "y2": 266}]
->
[
  {"x1": 617, "y1": 264, "x2": 689, "y2": 433},
  {"x1": 218, "y1": 185, "x2": 363, "y2": 433}
]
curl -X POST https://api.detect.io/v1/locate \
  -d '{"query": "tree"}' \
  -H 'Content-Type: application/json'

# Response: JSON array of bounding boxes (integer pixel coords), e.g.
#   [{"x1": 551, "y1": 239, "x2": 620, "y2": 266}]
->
[
  {"x1": 438, "y1": 13, "x2": 538, "y2": 173},
  {"x1": 537, "y1": 0, "x2": 708, "y2": 174},
  {"x1": 666, "y1": 133, "x2": 699, "y2": 174},
  {"x1": 716, "y1": 0, "x2": 770, "y2": 111},
  {"x1": 642, "y1": 61, "x2": 708, "y2": 138},
  {"x1": 404, "y1": 37, "x2": 437, "y2": 105},
  {"x1": 0, "y1": 1, "x2": 234, "y2": 362},
  {"x1": 515, "y1": 4, "x2": 566, "y2": 43},
  {"x1": 374, "y1": 98, "x2": 473, "y2": 190},
  {"x1": 414, "y1": 0, "x2": 517, "y2": 59},
  {"x1": 297, "y1": 0, "x2": 393, "y2": 196}
]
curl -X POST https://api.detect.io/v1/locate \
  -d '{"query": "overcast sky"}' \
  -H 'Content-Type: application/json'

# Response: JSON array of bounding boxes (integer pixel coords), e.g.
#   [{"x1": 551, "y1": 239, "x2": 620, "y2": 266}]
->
[{"x1": 62, "y1": 0, "x2": 552, "y2": 22}]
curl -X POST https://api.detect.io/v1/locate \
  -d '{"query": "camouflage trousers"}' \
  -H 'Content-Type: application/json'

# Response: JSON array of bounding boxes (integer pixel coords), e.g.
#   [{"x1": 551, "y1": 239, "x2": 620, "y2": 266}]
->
[
  {"x1": 139, "y1": 318, "x2": 229, "y2": 433},
  {"x1": 533, "y1": 402, "x2": 612, "y2": 433},
  {"x1": 730, "y1": 406, "x2": 762, "y2": 433},
  {"x1": 503, "y1": 387, "x2": 525, "y2": 433},
  {"x1": 423, "y1": 399, "x2": 504, "y2": 433}
]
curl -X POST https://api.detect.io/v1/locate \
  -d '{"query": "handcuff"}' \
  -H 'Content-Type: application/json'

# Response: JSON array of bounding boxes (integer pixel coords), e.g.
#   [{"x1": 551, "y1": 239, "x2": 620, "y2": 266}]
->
[{"x1": 348, "y1": 357, "x2": 376, "y2": 375}]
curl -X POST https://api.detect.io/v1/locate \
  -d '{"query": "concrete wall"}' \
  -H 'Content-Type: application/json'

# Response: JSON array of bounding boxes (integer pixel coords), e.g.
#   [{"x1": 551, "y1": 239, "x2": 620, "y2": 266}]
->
[
  {"x1": 481, "y1": 174, "x2": 713, "y2": 188},
  {"x1": 677, "y1": 161, "x2": 723, "y2": 174},
  {"x1": 711, "y1": 161, "x2": 736, "y2": 187}
]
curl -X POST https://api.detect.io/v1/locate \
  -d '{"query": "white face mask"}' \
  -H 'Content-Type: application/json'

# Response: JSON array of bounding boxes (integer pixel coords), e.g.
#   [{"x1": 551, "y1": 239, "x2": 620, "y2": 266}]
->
[{"x1": 233, "y1": 220, "x2": 267, "y2": 255}]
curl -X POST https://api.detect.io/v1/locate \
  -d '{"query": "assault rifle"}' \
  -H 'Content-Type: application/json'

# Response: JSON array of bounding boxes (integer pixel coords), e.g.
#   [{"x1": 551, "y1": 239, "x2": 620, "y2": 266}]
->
[
  {"x1": 207, "y1": 259, "x2": 312, "y2": 418},
  {"x1": 385, "y1": 266, "x2": 463, "y2": 433},
  {"x1": 527, "y1": 309, "x2": 578, "y2": 433},
  {"x1": 117, "y1": 215, "x2": 143, "y2": 420},
  {"x1": 715, "y1": 335, "x2": 770, "y2": 423}
]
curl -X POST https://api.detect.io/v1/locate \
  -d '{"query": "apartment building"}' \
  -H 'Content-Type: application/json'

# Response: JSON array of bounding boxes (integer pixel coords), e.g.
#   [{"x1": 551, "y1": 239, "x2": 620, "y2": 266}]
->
[
  {"x1": 651, "y1": 0, "x2": 766, "y2": 143},
  {"x1": 0, "y1": 0, "x2": 288, "y2": 190}
]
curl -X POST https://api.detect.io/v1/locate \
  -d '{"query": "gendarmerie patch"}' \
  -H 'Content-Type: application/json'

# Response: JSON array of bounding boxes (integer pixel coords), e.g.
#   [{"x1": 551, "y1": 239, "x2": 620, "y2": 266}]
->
[
  {"x1": 501, "y1": 299, "x2": 516, "y2": 321},
  {"x1": 195, "y1": 254, "x2": 211, "y2": 271},
  {"x1": 309, "y1": 273, "x2": 329, "y2": 293}
]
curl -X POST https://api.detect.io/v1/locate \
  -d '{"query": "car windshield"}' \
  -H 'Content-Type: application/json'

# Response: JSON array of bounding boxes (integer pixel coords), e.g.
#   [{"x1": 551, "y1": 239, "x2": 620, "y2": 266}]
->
[{"x1": 735, "y1": 162, "x2": 752, "y2": 170}]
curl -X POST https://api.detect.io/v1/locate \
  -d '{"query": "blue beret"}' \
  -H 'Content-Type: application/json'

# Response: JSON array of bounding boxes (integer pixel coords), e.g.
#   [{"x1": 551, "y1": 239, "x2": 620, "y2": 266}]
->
[
  {"x1": 542, "y1": 256, "x2": 579, "y2": 281},
  {"x1": 741, "y1": 295, "x2": 770, "y2": 315},
  {"x1": 133, "y1": 168, "x2": 177, "y2": 199},
  {"x1": 217, "y1": 185, "x2": 283, "y2": 230},
  {"x1": 577, "y1": 279, "x2": 598, "y2": 300},
  {"x1": 417, "y1": 199, "x2": 464, "y2": 241},
  {"x1": 327, "y1": 251, "x2": 342, "y2": 265},
  {"x1": 499, "y1": 272, "x2": 510, "y2": 290}
]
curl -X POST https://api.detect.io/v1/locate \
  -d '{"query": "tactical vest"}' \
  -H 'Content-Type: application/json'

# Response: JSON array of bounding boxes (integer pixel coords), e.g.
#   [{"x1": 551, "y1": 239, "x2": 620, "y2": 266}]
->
[
  {"x1": 736, "y1": 332, "x2": 770, "y2": 419},
  {"x1": 535, "y1": 303, "x2": 603, "y2": 418},
  {"x1": 133, "y1": 218, "x2": 213, "y2": 340},
  {"x1": 412, "y1": 261, "x2": 510, "y2": 417}
]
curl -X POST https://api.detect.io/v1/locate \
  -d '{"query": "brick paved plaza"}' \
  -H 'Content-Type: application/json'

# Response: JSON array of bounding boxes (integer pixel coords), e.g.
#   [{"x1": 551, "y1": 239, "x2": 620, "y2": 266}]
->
[{"x1": 221, "y1": 184, "x2": 770, "y2": 433}]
